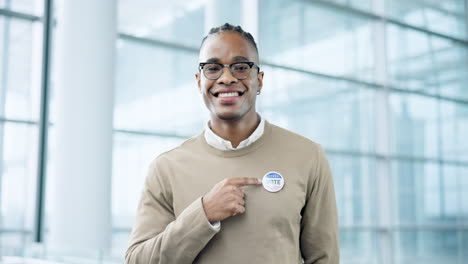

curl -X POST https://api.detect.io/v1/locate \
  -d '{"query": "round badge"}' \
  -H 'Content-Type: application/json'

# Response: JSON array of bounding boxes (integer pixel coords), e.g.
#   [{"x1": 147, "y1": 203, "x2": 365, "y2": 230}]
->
[{"x1": 262, "y1": 171, "x2": 285, "y2": 193}]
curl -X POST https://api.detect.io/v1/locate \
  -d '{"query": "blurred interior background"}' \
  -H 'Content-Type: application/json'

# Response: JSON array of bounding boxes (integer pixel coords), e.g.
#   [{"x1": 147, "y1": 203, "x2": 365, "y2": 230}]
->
[{"x1": 0, "y1": 0, "x2": 467, "y2": 263}]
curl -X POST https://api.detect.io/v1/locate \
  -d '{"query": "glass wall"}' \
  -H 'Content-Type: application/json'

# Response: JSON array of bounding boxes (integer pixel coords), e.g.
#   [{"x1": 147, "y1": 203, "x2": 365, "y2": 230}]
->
[
  {"x1": 1, "y1": 0, "x2": 467, "y2": 263},
  {"x1": 0, "y1": 0, "x2": 43, "y2": 256}
]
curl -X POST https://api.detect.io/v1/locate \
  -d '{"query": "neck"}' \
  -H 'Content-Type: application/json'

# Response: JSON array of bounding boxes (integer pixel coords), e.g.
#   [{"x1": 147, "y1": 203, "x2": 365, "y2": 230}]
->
[{"x1": 209, "y1": 112, "x2": 260, "y2": 148}]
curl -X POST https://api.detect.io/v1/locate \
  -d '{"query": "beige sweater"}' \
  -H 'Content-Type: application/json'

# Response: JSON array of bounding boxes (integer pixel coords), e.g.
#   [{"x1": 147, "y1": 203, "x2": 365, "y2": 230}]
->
[{"x1": 125, "y1": 121, "x2": 339, "y2": 264}]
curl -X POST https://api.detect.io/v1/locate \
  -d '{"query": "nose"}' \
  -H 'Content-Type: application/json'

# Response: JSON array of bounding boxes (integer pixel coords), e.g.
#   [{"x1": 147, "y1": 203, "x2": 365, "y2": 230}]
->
[{"x1": 216, "y1": 66, "x2": 238, "y2": 85}]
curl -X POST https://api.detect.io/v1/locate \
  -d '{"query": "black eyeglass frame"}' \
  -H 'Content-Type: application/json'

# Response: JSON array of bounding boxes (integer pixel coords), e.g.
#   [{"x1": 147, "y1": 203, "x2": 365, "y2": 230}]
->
[{"x1": 198, "y1": 62, "x2": 260, "y2": 80}]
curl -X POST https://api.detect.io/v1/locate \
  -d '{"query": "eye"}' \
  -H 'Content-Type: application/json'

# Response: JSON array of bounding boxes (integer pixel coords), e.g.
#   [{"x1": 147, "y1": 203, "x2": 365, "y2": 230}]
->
[
  {"x1": 232, "y1": 64, "x2": 249, "y2": 71},
  {"x1": 205, "y1": 64, "x2": 221, "y2": 72}
]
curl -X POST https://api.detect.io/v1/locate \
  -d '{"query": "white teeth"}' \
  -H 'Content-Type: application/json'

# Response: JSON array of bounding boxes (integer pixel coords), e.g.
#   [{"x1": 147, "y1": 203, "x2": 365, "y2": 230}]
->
[{"x1": 218, "y1": 92, "x2": 239, "y2": 98}]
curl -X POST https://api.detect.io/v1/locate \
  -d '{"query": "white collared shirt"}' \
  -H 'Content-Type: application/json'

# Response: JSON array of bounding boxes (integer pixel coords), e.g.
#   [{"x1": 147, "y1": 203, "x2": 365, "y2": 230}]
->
[{"x1": 204, "y1": 115, "x2": 265, "y2": 150}]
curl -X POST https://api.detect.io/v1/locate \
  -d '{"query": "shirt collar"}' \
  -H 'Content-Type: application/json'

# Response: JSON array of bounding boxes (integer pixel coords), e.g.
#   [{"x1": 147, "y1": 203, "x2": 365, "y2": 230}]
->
[{"x1": 204, "y1": 115, "x2": 265, "y2": 151}]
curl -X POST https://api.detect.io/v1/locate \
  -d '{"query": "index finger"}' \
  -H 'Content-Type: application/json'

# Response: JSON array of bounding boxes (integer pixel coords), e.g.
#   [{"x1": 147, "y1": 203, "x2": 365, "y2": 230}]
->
[{"x1": 229, "y1": 177, "x2": 262, "y2": 187}]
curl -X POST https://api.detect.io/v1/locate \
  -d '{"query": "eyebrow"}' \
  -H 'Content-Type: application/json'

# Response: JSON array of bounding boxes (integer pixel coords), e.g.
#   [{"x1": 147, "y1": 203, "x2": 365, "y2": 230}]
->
[
  {"x1": 233, "y1": 56, "x2": 250, "y2": 62},
  {"x1": 205, "y1": 58, "x2": 221, "y2": 63},
  {"x1": 204, "y1": 56, "x2": 251, "y2": 64}
]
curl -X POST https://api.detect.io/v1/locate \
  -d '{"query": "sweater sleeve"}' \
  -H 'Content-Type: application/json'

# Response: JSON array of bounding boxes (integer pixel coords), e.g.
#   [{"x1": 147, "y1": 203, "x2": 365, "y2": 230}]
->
[
  {"x1": 300, "y1": 145, "x2": 340, "y2": 264},
  {"x1": 125, "y1": 159, "x2": 220, "y2": 264}
]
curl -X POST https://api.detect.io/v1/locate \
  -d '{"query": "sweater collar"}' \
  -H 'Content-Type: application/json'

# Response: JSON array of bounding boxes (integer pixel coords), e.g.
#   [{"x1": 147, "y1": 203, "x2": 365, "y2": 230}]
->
[
  {"x1": 199, "y1": 120, "x2": 272, "y2": 158},
  {"x1": 204, "y1": 115, "x2": 265, "y2": 151}
]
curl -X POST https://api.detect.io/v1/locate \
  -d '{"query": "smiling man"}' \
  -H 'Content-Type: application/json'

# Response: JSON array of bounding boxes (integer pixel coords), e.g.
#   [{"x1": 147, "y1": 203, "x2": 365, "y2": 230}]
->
[{"x1": 125, "y1": 23, "x2": 339, "y2": 264}]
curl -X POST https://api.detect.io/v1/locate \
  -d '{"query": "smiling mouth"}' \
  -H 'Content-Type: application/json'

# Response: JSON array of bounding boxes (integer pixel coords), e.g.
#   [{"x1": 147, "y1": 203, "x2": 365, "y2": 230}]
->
[{"x1": 212, "y1": 91, "x2": 245, "y2": 98}]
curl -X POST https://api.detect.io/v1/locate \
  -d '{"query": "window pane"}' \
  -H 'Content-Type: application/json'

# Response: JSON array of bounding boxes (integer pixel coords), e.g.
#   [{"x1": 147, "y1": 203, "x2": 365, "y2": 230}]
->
[
  {"x1": 0, "y1": 16, "x2": 4, "y2": 94},
  {"x1": 387, "y1": 0, "x2": 467, "y2": 40},
  {"x1": 440, "y1": 101, "x2": 468, "y2": 162},
  {"x1": 260, "y1": 66, "x2": 375, "y2": 153},
  {"x1": 461, "y1": 167, "x2": 468, "y2": 218},
  {"x1": 114, "y1": 39, "x2": 204, "y2": 135},
  {"x1": 0, "y1": 232, "x2": 30, "y2": 256},
  {"x1": 111, "y1": 230, "x2": 131, "y2": 260},
  {"x1": 392, "y1": 161, "x2": 468, "y2": 225},
  {"x1": 442, "y1": 165, "x2": 468, "y2": 218},
  {"x1": 397, "y1": 231, "x2": 460, "y2": 264},
  {"x1": 462, "y1": 231, "x2": 468, "y2": 260},
  {"x1": 387, "y1": 24, "x2": 468, "y2": 101},
  {"x1": 390, "y1": 93, "x2": 439, "y2": 159},
  {"x1": 320, "y1": 0, "x2": 372, "y2": 11},
  {"x1": 118, "y1": 0, "x2": 205, "y2": 47},
  {"x1": 0, "y1": 122, "x2": 38, "y2": 231},
  {"x1": 0, "y1": 16, "x2": 5, "y2": 117},
  {"x1": 0, "y1": 17, "x2": 43, "y2": 121},
  {"x1": 340, "y1": 230, "x2": 378, "y2": 264},
  {"x1": 259, "y1": 0, "x2": 375, "y2": 82},
  {"x1": 0, "y1": 0, "x2": 43, "y2": 15},
  {"x1": 393, "y1": 161, "x2": 440, "y2": 224},
  {"x1": 330, "y1": 156, "x2": 378, "y2": 226}
]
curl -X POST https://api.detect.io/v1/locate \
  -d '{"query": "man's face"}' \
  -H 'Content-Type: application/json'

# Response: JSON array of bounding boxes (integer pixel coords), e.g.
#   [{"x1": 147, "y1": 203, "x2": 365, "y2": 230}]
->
[{"x1": 196, "y1": 32, "x2": 264, "y2": 122}]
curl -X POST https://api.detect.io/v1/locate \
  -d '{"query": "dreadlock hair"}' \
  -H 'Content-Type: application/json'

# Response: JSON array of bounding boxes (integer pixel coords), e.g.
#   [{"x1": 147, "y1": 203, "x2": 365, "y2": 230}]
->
[{"x1": 200, "y1": 23, "x2": 259, "y2": 54}]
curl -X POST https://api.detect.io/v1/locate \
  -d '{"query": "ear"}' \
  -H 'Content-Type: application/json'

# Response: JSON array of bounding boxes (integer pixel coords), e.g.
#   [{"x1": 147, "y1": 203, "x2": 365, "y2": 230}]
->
[
  {"x1": 257, "y1": 71, "x2": 264, "y2": 93},
  {"x1": 195, "y1": 72, "x2": 201, "y2": 93}
]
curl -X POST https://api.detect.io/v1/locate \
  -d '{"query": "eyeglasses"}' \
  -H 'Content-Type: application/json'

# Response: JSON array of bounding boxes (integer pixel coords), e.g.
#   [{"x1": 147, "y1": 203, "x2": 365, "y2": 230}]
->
[{"x1": 198, "y1": 62, "x2": 260, "y2": 80}]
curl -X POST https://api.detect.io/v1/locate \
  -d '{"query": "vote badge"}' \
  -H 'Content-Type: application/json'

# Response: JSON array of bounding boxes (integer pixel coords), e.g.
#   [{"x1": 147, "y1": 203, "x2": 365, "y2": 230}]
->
[{"x1": 262, "y1": 171, "x2": 285, "y2": 193}]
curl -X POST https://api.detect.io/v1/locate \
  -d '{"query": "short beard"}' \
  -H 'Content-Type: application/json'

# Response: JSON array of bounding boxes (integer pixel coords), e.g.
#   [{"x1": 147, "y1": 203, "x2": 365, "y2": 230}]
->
[
  {"x1": 214, "y1": 104, "x2": 254, "y2": 122},
  {"x1": 216, "y1": 112, "x2": 242, "y2": 122}
]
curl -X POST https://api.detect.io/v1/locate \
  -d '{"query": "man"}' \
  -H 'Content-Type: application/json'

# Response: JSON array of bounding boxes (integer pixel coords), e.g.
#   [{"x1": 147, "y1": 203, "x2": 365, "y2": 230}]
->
[{"x1": 125, "y1": 23, "x2": 339, "y2": 264}]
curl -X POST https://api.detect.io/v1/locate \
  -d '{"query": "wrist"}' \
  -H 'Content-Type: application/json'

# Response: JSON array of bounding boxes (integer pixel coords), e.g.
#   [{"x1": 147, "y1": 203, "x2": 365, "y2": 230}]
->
[{"x1": 201, "y1": 196, "x2": 214, "y2": 222}]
